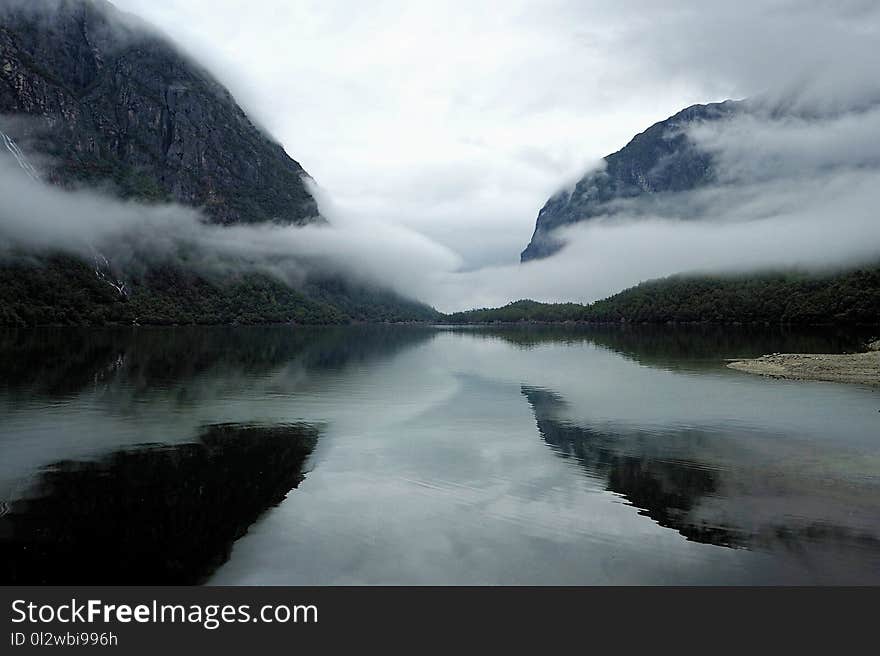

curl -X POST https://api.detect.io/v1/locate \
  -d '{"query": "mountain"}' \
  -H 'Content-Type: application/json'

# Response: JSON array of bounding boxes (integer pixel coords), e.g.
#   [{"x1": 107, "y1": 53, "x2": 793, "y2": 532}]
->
[
  {"x1": 0, "y1": 0, "x2": 437, "y2": 325},
  {"x1": 521, "y1": 100, "x2": 740, "y2": 261},
  {"x1": 1, "y1": 0, "x2": 318, "y2": 224}
]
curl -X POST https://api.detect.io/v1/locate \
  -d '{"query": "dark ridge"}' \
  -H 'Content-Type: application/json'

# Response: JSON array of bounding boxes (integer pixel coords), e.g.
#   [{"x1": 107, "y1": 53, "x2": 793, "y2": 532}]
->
[{"x1": 441, "y1": 266, "x2": 880, "y2": 326}]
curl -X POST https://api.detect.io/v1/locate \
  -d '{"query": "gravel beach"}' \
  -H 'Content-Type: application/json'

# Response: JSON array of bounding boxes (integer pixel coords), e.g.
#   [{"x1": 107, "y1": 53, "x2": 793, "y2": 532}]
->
[{"x1": 727, "y1": 341, "x2": 880, "y2": 386}]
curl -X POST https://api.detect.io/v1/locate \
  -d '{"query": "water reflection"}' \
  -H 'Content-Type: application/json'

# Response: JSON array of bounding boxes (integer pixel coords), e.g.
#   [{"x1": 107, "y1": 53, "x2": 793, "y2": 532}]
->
[
  {"x1": 0, "y1": 325, "x2": 436, "y2": 400},
  {"x1": 524, "y1": 385, "x2": 880, "y2": 576},
  {"x1": 453, "y1": 324, "x2": 874, "y2": 372},
  {"x1": 524, "y1": 386, "x2": 729, "y2": 545},
  {"x1": 0, "y1": 423, "x2": 319, "y2": 584},
  {"x1": 1, "y1": 324, "x2": 878, "y2": 585}
]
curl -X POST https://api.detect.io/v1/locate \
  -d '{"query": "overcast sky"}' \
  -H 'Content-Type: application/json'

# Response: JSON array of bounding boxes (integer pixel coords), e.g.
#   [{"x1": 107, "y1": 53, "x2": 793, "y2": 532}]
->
[
  {"x1": 108, "y1": 0, "x2": 817, "y2": 268},
  {"x1": 111, "y1": 0, "x2": 878, "y2": 272},
  {"x1": 5, "y1": 0, "x2": 878, "y2": 312}
]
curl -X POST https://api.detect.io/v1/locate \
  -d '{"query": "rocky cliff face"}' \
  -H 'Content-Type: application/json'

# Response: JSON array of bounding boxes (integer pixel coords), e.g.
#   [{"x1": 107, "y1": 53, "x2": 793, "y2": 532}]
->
[
  {"x1": 0, "y1": 1, "x2": 438, "y2": 325},
  {"x1": 521, "y1": 100, "x2": 741, "y2": 261},
  {"x1": 0, "y1": 0, "x2": 320, "y2": 225}
]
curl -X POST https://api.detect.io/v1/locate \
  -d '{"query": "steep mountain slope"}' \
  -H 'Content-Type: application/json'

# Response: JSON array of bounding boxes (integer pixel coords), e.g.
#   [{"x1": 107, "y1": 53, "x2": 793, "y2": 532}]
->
[
  {"x1": 521, "y1": 100, "x2": 740, "y2": 261},
  {"x1": 0, "y1": 0, "x2": 437, "y2": 325},
  {"x1": 0, "y1": 0, "x2": 318, "y2": 224}
]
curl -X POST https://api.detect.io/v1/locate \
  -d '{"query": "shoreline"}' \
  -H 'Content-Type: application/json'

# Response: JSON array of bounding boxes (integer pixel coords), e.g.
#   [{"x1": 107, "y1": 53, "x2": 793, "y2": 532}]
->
[{"x1": 727, "y1": 343, "x2": 880, "y2": 386}]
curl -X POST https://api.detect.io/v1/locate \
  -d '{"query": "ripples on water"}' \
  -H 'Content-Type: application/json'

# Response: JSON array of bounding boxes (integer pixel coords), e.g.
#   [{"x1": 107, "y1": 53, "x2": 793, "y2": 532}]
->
[{"x1": 0, "y1": 325, "x2": 878, "y2": 584}]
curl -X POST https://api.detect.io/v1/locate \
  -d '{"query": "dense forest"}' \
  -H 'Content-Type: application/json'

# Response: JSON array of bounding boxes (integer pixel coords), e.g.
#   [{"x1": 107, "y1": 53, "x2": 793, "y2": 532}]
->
[
  {"x1": 5, "y1": 259, "x2": 878, "y2": 328},
  {"x1": 442, "y1": 267, "x2": 880, "y2": 326},
  {"x1": 0, "y1": 254, "x2": 437, "y2": 326}
]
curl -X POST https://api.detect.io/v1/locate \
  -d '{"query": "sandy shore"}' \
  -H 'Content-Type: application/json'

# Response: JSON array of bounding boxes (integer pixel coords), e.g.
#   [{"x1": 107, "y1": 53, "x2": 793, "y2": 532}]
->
[{"x1": 727, "y1": 342, "x2": 880, "y2": 386}]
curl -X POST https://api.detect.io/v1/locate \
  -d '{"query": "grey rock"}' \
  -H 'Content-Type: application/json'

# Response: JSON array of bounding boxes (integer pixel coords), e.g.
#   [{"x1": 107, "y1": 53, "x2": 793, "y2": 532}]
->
[
  {"x1": 521, "y1": 100, "x2": 741, "y2": 261},
  {"x1": 0, "y1": 0, "x2": 321, "y2": 225}
]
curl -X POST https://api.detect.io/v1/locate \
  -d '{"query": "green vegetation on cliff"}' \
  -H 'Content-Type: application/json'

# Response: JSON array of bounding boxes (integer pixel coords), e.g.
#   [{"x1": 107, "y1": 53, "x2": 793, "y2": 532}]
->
[
  {"x1": 0, "y1": 255, "x2": 440, "y2": 327},
  {"x1": 0, "y1": 255, "x2": 346, "y2": 326}
]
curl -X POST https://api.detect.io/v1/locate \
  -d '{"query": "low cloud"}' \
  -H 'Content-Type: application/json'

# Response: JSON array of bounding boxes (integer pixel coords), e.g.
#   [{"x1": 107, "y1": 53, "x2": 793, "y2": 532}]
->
[
  {"x1": 428, "y1": 171, "x2": 880, "y2": 311},
  {"x1": 0, "y1": 159, "x2": 458, "y2": 303},
  {"x1": 690, "y1": 105, "x2": 880, "y2": 183},
  {"x1": 3, "y1": 97, "x2": 880, "y2": 314},
  {"x1": 110, "y1": 0, "x2": 880, "y2": 274},
  {"x1": 423, "y1": 104, "x2": 880, "y2": 311}
]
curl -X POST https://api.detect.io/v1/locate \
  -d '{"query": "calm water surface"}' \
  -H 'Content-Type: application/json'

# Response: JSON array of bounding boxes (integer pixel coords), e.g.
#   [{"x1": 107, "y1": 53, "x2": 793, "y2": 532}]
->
[{"x1": 1, "y1": 325, "x2": 878, "y2": 584}]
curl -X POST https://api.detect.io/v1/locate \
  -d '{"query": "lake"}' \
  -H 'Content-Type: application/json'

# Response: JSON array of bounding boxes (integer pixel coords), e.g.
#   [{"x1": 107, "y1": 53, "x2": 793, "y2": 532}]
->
[{"x1": 1, "y1": 325, "x2": 878, "y2": 585}]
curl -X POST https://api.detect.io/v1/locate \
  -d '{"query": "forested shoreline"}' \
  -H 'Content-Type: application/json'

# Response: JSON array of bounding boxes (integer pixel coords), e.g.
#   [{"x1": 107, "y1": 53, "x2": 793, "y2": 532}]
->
[{"x1": 441, "y1": 267, "x2": 880, "y2": 327}]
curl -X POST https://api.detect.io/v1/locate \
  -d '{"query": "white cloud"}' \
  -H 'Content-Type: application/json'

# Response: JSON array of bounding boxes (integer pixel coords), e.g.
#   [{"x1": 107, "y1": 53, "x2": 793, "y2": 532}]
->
[
  {"x1": 0, "y1": 161, "x2": 459, "y2": 301},
  {"x1": 110, "y1": 0, "x2": 717, "y2": 268}
]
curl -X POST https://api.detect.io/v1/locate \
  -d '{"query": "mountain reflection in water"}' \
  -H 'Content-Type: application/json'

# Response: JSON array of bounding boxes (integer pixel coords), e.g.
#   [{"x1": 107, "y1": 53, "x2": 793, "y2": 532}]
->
[
  {"x1": 524, "y1": 385, "x2": 880, "y2": 570},
  {"x1": 0, "y1": 423, "x2": 319, "y2": 585},
  {"x1": 0, "y1": 325, "x2": 436, "y2": 401},
  {"x1": 459, "y1": 324, "x2": 874, "y2": 372}
]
